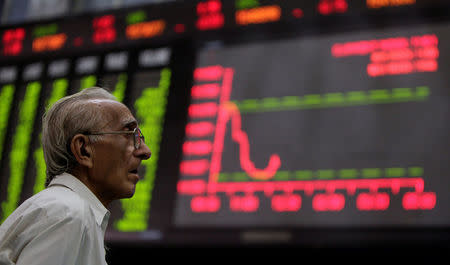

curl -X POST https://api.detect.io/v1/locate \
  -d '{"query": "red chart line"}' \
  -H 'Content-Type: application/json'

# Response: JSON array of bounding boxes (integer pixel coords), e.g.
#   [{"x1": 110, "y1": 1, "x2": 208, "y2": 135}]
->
[
  {"x1": 208, "y1": 67, "x2": 281, "y2": 188},
  {"x1": 224, "y1": 102, "x2": 281, "y2": 180}
]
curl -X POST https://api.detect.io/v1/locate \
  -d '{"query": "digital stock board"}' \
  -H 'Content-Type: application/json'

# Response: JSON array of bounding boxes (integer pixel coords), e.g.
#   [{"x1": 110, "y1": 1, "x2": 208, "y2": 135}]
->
[{"x1": 0, "y1": 0, "x2": 449, "y2": 248}]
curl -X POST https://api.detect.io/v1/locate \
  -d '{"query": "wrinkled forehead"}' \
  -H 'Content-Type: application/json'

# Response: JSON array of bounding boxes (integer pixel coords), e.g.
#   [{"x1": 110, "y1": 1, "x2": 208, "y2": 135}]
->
[{"x1": 87, "y1": 99, "x2": 137, "y2": 130}]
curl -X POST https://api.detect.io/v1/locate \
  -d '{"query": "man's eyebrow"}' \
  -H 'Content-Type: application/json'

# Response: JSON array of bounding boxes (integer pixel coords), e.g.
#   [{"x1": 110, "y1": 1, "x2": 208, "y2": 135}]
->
[{"x1": 122, "y1": 120, "x2": 138, "y2": 129}]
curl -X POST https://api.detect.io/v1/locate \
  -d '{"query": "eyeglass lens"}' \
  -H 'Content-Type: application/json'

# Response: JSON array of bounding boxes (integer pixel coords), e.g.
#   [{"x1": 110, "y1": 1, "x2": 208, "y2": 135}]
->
[{"x1": 134, "y1": 128, "x2": 144, "y2": 149}]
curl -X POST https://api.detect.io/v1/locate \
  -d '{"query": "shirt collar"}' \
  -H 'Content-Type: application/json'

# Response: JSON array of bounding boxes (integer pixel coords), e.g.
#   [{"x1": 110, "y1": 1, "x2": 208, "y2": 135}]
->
[{"x1": 48, "y1": 172, "x2": 110, "y2": 228}]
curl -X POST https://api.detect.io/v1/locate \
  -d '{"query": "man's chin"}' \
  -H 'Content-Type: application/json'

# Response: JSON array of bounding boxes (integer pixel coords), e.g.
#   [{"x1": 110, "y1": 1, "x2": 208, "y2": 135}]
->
[{"x1": 121, "y1": 185, "x2": 136, "y2": 199}]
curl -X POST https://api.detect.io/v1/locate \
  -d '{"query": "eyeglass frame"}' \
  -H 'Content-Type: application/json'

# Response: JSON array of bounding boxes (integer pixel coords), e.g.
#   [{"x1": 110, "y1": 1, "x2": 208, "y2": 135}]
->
[{"x1": 85, "y1": 127, "x2": 145, "y2": 150}]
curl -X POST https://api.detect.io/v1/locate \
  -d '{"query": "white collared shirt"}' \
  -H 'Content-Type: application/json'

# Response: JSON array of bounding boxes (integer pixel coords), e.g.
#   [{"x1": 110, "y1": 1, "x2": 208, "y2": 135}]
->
[{"x1": 0, "y1": 173, "x2": 110, "y2": 265}]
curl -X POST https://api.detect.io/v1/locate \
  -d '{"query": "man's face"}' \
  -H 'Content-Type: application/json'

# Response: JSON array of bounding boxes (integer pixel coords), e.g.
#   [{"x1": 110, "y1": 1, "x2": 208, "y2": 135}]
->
[{"x1": 87, "y1": 100, "x2": 151, "y2": 203}]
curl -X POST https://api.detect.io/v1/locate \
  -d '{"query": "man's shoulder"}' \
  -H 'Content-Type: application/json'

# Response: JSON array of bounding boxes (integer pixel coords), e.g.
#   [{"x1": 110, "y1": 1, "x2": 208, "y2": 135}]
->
[
  {"x1": 0, "y1": 186, "x2": 92, "y2": 243},
  {"x1": 19, "y1": 186, "x2": 92, "y2": 224}
]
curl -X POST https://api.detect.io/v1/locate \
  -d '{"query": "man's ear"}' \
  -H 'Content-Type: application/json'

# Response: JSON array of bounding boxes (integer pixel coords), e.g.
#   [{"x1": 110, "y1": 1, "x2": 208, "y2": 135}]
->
[{"x1": 70, "y1": 134, "x2": 94, "y2": 168}]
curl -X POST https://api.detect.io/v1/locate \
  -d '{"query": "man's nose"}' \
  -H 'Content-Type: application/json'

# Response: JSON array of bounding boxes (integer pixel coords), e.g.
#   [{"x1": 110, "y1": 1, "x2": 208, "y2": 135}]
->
[{"x1": 136, "y1": 141, "x2": 151, "y2": 160}]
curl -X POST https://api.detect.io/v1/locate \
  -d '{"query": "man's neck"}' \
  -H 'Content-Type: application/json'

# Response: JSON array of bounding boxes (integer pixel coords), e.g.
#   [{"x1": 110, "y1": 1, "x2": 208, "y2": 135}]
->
[{"x1": 69, "y1": 167, "x2": 111, "y2": 207}]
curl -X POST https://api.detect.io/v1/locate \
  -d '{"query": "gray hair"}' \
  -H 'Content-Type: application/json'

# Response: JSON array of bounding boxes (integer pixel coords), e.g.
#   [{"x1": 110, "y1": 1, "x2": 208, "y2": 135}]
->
[{"x1": 42, "y1": 86, "x2": 117, "y2": 186}]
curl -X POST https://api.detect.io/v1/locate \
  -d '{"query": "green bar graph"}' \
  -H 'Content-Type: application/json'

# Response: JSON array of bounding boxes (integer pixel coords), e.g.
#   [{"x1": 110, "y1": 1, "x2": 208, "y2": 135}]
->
[
  {"x1": 33, "y1": 78, "x2": 68, "y2": 194},
  {"x1": 115, "y1": 68, "x2": 171, "y2": 232},
  {"x1": 112, "y1": 73, "x2": 127, "y2": 102},
  {"x1": 80, "y1": 75, "x2": 97, "y2": 91},
  {"x1": 1, "y1": 82, "x2": 41, "y2": 222},
  {"x1": 0, "y1": 84, "x2": 15, "y2": 162}
]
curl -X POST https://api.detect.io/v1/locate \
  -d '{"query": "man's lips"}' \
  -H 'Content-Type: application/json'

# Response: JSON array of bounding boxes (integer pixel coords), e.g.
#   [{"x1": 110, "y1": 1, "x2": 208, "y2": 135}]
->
[{"x1": 128, "y1": 168, "x2": 140, "y2": 183}]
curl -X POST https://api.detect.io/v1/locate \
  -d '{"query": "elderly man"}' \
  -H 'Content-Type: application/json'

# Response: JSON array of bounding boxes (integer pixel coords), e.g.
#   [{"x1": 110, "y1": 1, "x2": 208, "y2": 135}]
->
[{"x1": 0, "y1": 87, "x2": 151, "y2": 264}]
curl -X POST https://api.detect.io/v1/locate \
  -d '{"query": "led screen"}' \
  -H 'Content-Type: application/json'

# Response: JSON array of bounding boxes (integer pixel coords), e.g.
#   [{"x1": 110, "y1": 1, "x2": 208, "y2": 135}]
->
[{"x1": 175, "y1": 22, "x2": 450, "y2": 227}]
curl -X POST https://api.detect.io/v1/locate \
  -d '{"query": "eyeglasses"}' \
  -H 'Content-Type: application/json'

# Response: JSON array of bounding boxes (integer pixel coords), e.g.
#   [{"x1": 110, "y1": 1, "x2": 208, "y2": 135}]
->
[{"x1": 86, "y1": 127, "x2": 145, "y2": 149}]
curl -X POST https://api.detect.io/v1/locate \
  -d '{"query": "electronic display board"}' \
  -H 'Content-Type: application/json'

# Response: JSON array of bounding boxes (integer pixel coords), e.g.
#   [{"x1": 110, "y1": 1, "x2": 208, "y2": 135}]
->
[
  {"x1": 0, "y1": 0, "x2": 449, "y2": 248},
  {"x1": 175, "y1": 23, "x2": 449, "y2": 227}
]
